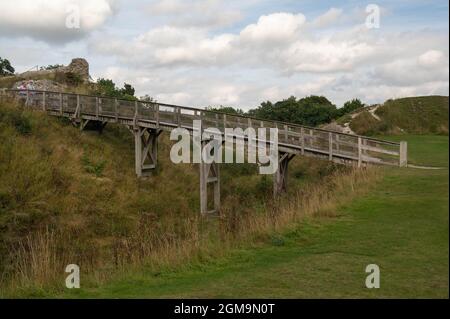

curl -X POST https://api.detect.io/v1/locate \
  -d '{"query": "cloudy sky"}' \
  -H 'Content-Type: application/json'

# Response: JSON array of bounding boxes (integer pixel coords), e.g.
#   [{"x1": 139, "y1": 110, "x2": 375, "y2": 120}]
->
[{"x1": 0, "y1": 0, "x2": 448, "y2": 109}]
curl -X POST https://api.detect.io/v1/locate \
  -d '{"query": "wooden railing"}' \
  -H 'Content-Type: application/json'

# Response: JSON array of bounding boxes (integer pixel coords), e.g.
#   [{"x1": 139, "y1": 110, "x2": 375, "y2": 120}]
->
[{"x1": 0, "y1": 89, "x2": 407, "y2": 167}]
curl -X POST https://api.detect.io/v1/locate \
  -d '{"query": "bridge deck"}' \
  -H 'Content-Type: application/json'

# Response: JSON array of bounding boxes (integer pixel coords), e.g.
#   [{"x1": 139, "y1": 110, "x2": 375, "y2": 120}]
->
[{"x1": 1, "y1": 89, "x2": 406, "y2": 167}]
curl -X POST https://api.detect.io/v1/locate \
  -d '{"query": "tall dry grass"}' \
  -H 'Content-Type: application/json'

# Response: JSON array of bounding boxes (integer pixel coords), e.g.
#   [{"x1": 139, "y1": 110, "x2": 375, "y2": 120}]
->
[{"x1": 98, "y1": 166, "x2": 381, "y2": 275}]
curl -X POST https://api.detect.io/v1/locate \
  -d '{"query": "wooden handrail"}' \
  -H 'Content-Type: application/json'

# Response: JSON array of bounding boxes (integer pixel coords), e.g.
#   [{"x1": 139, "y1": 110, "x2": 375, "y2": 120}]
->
[{"x1": 0, "y1": 88, "x2": 405, "y2": 167}]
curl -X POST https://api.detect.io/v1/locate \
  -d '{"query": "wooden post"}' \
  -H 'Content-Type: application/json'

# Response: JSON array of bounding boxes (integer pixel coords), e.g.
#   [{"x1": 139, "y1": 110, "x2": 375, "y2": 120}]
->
[
  {"x1": 134, "y1": 128, "x2": 142, "y2": 177},
  {"x1": 134, "y1": 127, "x2": 159, "y2": 177},
  {"x1": 335, "y1": 134, "x2": 340, "y2": 153},
  {"x1": 76, "y1": 94, "x2": 80, "y2": 118},
  {"x1": 300, "y1": 127, "x2": 305, "y2": 155},
  {"x1": 42, "y1": 91, "x2": 46, "y2": 111},
  {"x1": 59, "y1": 92, "x2": 63, "y2": 115},
  {"x1": 329, "y1": 132, "x2": 333, "y2": 161},
  {"x1": 400, "y1": 141, "x2": 408, "y2": 167},
  {"x1": 96, "y1": 97, "x2": 99, "y2": 119},
  {"x1": 358, "y1": 137, "x2": 362, "y2": 168},
  {"x1": 214, "y1": 163, "x2": 220, "y2": 213},
  {"x1": 114, "y1": 98, "x2": 119, "y2": 122},
  {"x1": 284, "y1": 125, "x2": 288, "y2": 142},
  {"x1": 134, "y1": 101, "x2": 138, "y2": 127},
  {"x1": 199, "y1": 139, "x2": 220, "y2": 215},
  {"x1": 273, "y1": 152, "x2": 295, "y2": 198},
  {"x1": 155, "y1": 104, "x2": 159, "y2": 128}
]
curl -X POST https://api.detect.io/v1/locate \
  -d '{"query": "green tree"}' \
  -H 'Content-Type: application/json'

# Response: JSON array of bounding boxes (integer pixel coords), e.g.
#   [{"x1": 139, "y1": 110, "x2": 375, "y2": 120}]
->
[
  {"x1": 248, "y1": 95, "x2": 338, "y2": 126},
  {"x1": 207, "y1": 105, "x2": 244, "y2": 115},
  {"x1": 337, "y1": 98, "x2": 364, "y2": 117},
  {"x1": 95, "y1": 79, "x2": 137, "y2": 100},
  {"x1": 140, "y1": 94, "x2": 156, "y2": 103},
  {"x1": 120, "y1": 83, "x2": 135, "y2": 97},
  {"x1": 0, "y1": 57, "x2": 15, "y2": 76},
  {"x1": 95, "y1": 78, "x2": 119, "y2": 97}
]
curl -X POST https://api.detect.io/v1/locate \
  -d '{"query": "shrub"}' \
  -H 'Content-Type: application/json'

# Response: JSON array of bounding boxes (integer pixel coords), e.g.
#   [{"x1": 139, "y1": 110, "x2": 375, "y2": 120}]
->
[
  {"x1": 0, "y1": 106, "x2": 32, "y2": 134},
  {"x1": 81, "y1": 153, "x2": 107, "y2": 177}
]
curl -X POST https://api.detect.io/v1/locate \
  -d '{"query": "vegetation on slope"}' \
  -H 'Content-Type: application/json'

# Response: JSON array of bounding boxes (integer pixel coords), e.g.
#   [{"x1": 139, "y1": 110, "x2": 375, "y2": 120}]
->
[
  {"x1": 375, "y1": 96, "x2": 449, "y2": 134},
  {"x1": 349, "y1": 96, "x2": 449, "y2": 136},
  {"x1": 0, "y1": 99, "x2": 377, "y2": 296}
]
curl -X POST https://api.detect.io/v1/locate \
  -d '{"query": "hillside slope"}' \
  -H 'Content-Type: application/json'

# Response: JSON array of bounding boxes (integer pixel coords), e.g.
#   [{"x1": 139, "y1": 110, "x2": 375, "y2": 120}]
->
[{"x1": 323, "y1": 96, "x2": 449, "y2": 136}]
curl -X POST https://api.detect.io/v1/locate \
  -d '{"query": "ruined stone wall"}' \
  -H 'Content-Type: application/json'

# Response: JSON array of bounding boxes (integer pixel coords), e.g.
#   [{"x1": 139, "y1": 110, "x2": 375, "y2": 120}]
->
[{"x1": 19, "y1": 58, "x2": 90, "y2": 83}]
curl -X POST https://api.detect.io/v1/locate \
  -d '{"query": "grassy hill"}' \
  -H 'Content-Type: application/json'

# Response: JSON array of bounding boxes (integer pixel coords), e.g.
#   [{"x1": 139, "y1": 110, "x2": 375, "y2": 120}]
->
[
  {"x1": 0, "y1": 99, "x2": 378, "y2": 296},
  {"x1": 328, "y1": 96, "x2": 449, "y2": 136}
]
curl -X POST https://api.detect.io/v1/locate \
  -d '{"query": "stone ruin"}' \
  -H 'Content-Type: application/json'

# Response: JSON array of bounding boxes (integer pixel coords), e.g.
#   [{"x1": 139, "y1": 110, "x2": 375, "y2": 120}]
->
[
  {"x1": 14, "y1": 58, "x2": 90, "y2": 91},
  {"x1": 19, "y1": 58, "x2": 90, "y2": 83},
  {"x1": 60, "y1": 58, "x2": 90, "y2": 82}
]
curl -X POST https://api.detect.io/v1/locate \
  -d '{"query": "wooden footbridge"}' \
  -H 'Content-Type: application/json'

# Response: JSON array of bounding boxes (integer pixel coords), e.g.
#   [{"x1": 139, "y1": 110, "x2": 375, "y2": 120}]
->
[{"x1": 1, "y1": 89, "x2": 407, "y2": 214}]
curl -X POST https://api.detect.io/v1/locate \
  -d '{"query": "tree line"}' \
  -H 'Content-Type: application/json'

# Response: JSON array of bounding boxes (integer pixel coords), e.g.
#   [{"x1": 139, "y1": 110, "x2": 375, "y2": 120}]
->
[{"x1": 209, "y1": 96, "x2": 364, "y2": 127}]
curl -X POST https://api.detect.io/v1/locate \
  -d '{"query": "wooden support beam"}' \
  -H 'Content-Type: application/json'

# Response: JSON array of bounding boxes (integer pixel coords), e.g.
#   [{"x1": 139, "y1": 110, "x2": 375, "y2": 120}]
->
[
  {"x1": 42, "y1": 91, "x2": 46, "y2": 111},
  {"x1": 96, "y1": 97, "x2": 99, "y2": 119},
  {"x1": 155, "y1": 104, "x2": 160, "y2": 128},
  {"x1": 329, "y1": 132, "x2": 333, "y2": 161},
  {"x1": 76, "y1": 94, "x2": 80, "y2": 118},
  {"x1": 273, "y1": 152, "x2": 295, "y2": 198},
  {"x1": 59, "y1": 92, "x2": 63, "y2": 115},
  {"x1": 300, "y1": 127, "x2": 305, "y2": 155},
  {"x1": 134, "y1": 127, "x2": 160, "y2": 177},
  {"x1": 114, "y1": 98, "x2": 119, "y2": 122},
  {"x1": 358, "y1": 137, "x2": 362, "y2": 168},
  {"x1": 80, "y1": 119, "x2": 90, "y2": 131},
  {"x1": 335, "y1": 134, "x2": 340, "y2": 153},
  {"x1": 199, "y1": 140, "x2": 220, "y2": 215},
  {"x1": 134, "y1": 101, "x2": 139, "y2": 127},
  {"x1": 399, "y1": 141, "x2": 408, "y2": 167}
]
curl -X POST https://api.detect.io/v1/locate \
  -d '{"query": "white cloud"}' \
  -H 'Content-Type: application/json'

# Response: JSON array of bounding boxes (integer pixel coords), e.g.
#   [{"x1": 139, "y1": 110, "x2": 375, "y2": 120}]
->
[
  {"x1": 310, "y1": 8, "x2": 343, "y2": 28},
  {"x1": 418, "y1": 50, "x2": 446, "y2": 67},
  {"x1": 372, "y1": 49, "x2": 449, "y2": 86},
  {"x1": 145, "y1": 0, "x2": 243, "y2": 29},
  {"x1": 91, "y1": 26, "x2": 237, "y2": 68},
  {"x1": 88, "y1": 7, "x2": 448, "y2": 108},
  {"x1": 240, "y1": 13, "x2": 306, "y2": 44},
  {"x1": 0, "y1": 0, "x2": 115, "y2": 43},
  {"x1": 76, "y1": 4, "x2": 450, "y2": 109}
]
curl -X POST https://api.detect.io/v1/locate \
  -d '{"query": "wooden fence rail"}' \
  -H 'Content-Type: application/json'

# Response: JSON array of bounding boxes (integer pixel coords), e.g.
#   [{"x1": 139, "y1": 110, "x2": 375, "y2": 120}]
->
[{"x1": 1, "y1": 88, "x2": 406, "y2": 168}]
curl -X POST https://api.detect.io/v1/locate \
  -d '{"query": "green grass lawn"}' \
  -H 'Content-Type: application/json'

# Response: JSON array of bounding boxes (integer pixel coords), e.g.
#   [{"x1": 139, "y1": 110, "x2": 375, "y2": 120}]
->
[{"x1": 60, "y1": 135, "x2": 448, "y2": 298}]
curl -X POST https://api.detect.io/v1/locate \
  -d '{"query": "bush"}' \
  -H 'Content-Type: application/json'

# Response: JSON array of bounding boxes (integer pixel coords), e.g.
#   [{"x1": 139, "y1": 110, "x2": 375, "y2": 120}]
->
[
  {"x1": 0, "y1": 106, "x2": 32, "y2": 134},
  {"x1": 81, "y1": 153, "x2": 107, "y2": 177},
  {"x1": 349, "y1": 111, "x2": 386, "y2": 135}
]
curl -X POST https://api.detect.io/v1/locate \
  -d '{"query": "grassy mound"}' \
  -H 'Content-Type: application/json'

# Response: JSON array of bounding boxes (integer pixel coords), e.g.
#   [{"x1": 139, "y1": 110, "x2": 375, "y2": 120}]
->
[{"x1": 350, "y1": 96, "x2": 448, "y2": 135}]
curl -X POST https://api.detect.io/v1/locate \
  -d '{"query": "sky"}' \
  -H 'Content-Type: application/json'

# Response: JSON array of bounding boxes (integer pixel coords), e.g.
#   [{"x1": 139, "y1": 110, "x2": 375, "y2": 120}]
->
[{"x1": 0, "y1": 0, "x2": 448, "y2": 109}]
